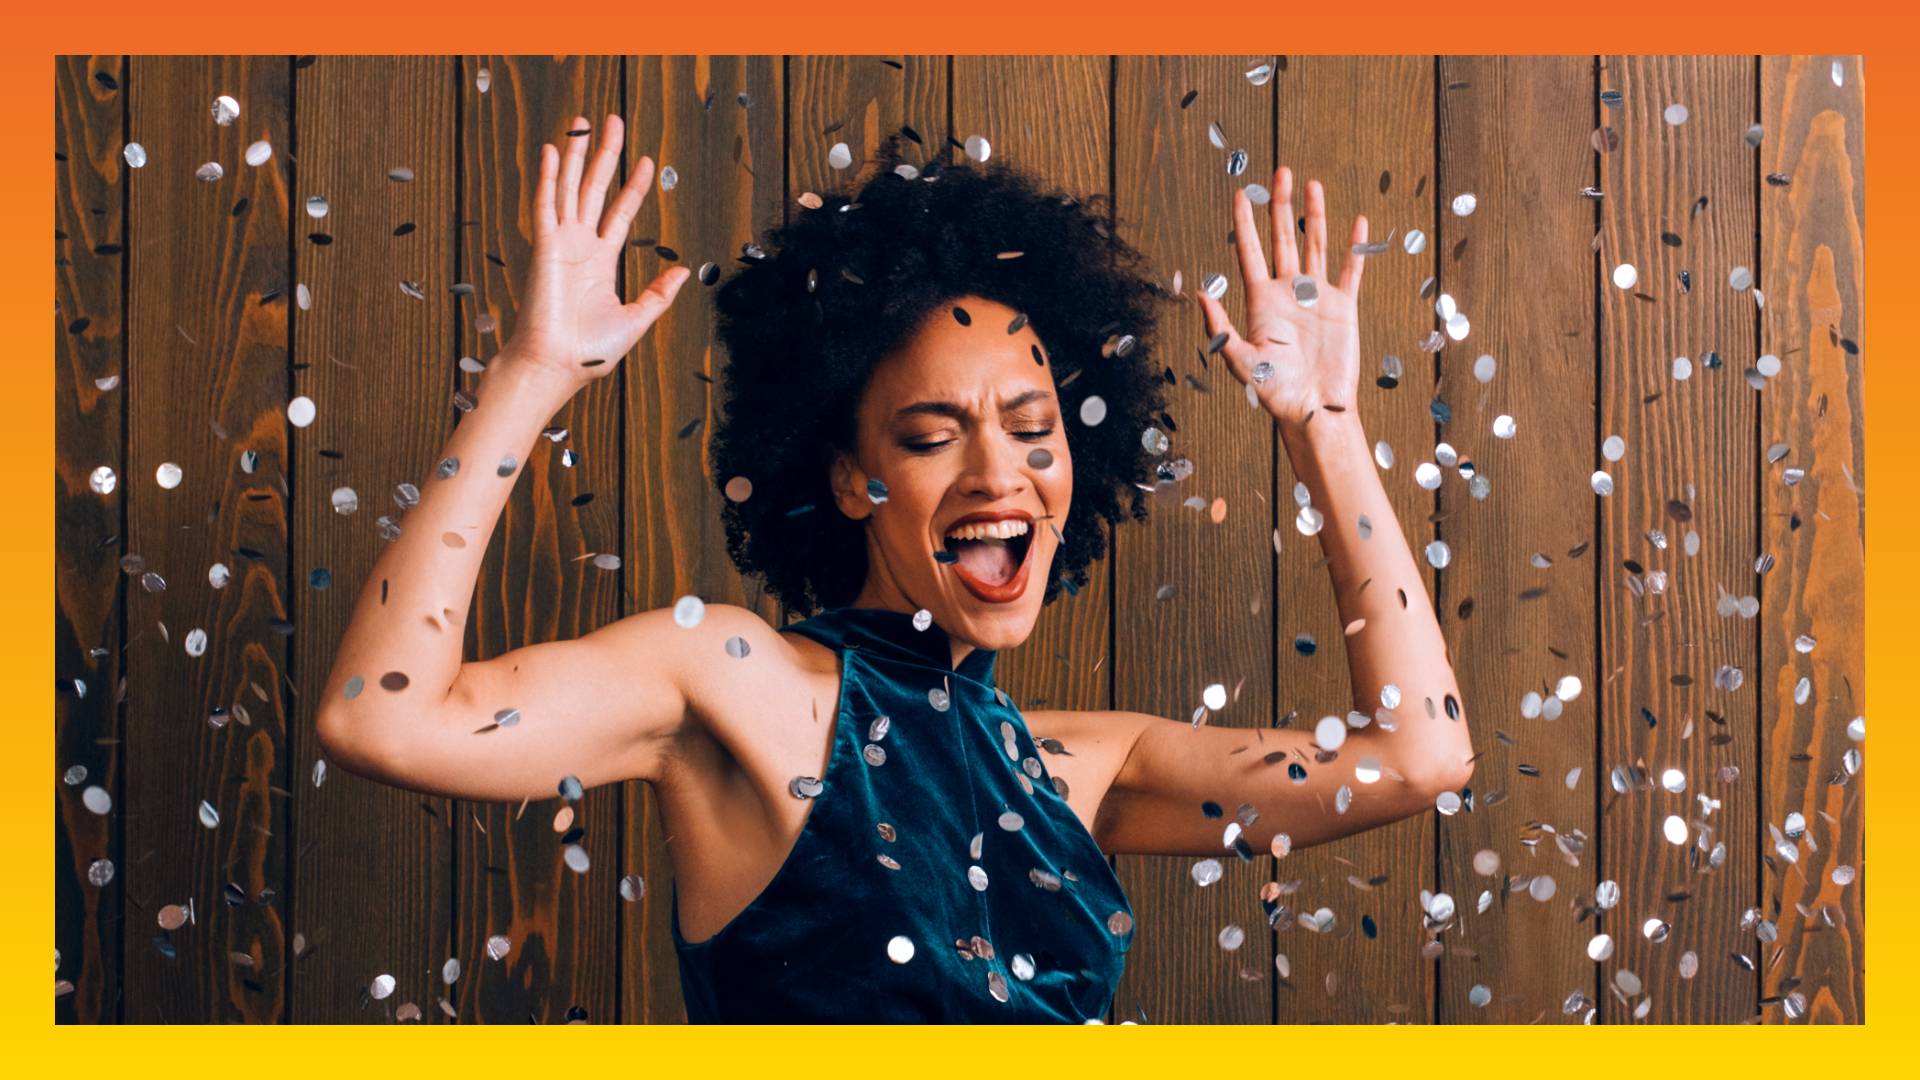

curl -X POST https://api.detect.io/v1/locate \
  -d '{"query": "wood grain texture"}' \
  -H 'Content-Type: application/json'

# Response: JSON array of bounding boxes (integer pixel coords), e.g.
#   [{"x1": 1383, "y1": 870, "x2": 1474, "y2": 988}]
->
[
  {"x1": 1596, "y1": 54, "x2": 1760, "y2": 1023},
  {"x1": 619, "y1": 54, "x2": 787, "y2": 1024},
  {"x1": 456, "y1": 55, "x2": 621, "y2": 1024},
  {"x1": 951, "y1": 56, "x2": 1113, "y2": 719},
  {"x1": 1757, "y1": 54, "x2": 1865, "y2": 1024},
  {"x1": 289, "y1": 55, "x2": 456, "y2": 1022},
  {"x1": 122, "y1": 55, "x2": 293, "y2": 1023},
  {"x1": 788, "y1": 54, "x2": 945, "y2": 196},
  {"x1": 1430, "y1": 55, "x2": 1600, "y2": 1024},
  {"x1": 1109, "y1": 55, "x2": 1275, "y2": 1025},
  {"x1": 54, "y1": 52, "x2": 126, "y2": 1025},
  {"x1": 1271, "y1": 55, "x2": 1439, "y2": 1024}
]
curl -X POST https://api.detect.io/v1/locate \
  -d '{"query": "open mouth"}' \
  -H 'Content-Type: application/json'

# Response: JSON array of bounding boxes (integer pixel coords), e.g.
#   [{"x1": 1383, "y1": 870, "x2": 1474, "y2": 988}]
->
[{"x1": 941, "y1": 516, "x2": 1036, "y2": 602}]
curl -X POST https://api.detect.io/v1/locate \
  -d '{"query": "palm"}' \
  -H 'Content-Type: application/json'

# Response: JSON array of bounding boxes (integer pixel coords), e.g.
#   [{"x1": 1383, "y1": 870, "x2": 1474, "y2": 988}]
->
[
  {"x1": 511, "y1": 114, "x2": 690, "y2": 384},
  {"x1": 1199, "y1": 165, "x2": 1369, "y2": 428},
  {"x1": 522, "y1": 230, "x2": 632, "y2": 366}
]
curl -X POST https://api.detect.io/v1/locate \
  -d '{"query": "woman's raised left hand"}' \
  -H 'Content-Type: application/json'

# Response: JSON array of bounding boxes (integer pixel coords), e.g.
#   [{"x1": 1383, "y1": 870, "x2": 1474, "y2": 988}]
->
[{"x1": 1196, "y1": 165, "x2": 1369, "y2": 428}]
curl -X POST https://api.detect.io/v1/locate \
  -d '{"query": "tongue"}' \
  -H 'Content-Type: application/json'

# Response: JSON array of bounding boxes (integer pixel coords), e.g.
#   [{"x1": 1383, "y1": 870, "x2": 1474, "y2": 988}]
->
[{"x1": 953, "y1": 538, "x2": 1016, "y2": 586}]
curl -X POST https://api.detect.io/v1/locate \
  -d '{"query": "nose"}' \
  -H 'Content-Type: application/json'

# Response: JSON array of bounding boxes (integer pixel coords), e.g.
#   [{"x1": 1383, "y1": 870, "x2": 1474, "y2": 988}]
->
[{"x1": 956, "y1": 429, "x2": 1028, "y2": 502}]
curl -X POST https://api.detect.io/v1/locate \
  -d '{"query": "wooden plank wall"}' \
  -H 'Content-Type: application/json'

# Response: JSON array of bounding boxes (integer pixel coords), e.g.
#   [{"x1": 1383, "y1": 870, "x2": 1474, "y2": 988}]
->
[{"x1": 54, "y1": 54, "x2": 1866, "y2": 1024}]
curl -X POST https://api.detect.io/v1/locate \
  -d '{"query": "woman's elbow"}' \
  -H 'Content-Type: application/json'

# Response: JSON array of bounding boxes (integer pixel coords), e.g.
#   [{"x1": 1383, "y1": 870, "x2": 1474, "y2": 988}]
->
[
  {"x1": 1406, "y1": 747, "x2": 1475, "y2": 804},
  {"x1": 316, "y1": 708, "x2": 405, "y2": 784}
]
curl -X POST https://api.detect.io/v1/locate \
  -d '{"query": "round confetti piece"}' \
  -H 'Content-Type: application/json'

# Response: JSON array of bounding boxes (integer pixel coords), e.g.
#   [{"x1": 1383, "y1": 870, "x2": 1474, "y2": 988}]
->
[
  {"x1": 287, "y1": 395, "x2": 316, "y2": 427},
  {"x1": 672, "y1": 595, "x2": 705, "y2": 628},
  {"x1": 1078, "y1": 395, "x2": 1107, "y2": 426},
  {"x1": 1313, "y1": 715, "x2": 1347, "y2": 752},
  {"x1": 886, "y1": 936, "x2": 915, "y2": 964}
]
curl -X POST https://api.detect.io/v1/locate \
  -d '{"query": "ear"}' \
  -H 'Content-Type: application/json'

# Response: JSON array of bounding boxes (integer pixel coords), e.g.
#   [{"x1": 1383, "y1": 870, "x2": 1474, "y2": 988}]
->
[{"x1": 829, "y1": 450, "x2": 873, "y2": 522}]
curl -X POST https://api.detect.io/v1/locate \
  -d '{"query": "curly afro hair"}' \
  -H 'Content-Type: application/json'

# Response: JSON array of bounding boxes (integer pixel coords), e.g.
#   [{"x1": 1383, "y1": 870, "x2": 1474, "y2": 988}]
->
[{"x1": 709, "y1": 133, "x2": 1175, "y2": 616}]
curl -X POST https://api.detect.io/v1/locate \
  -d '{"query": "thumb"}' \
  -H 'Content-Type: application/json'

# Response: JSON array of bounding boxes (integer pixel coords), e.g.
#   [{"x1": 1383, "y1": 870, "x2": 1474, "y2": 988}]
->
[
  {"x1": 1196, "y1": 291, "x2": 1266, "y2": 394},
  {"x1": 623, "y1": 265, "x2": 692, "y2": 341}
]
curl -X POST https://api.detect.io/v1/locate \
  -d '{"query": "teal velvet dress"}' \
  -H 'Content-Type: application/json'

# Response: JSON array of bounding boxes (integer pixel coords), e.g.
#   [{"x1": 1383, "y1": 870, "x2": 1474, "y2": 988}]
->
[{"x1": 670, "y1": 605, "x2": 1135, "y2": 1023}]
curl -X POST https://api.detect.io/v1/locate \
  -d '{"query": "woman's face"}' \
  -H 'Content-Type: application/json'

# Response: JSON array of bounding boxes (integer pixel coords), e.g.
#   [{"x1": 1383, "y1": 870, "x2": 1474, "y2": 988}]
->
[{"x1": 832, "y1": 294, "x2": 1072, "y2": 654}]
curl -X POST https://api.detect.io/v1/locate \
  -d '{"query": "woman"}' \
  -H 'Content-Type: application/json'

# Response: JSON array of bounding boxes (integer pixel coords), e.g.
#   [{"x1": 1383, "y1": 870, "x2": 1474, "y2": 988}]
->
[{"x1": 317, "y1": 112, "x2": 1473, "y2": 1024}]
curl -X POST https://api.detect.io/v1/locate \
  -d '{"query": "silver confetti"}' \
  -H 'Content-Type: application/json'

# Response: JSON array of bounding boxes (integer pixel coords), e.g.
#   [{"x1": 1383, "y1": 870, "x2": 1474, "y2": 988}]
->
[{"x1": 673, "y1": 595, "x2": 705, "y2": 628}]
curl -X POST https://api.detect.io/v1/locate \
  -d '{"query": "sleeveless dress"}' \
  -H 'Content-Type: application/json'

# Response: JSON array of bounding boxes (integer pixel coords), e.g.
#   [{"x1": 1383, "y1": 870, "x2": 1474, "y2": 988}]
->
[{"x1": 670, "y1": 605, "x2": 1135, "y2": 1023}]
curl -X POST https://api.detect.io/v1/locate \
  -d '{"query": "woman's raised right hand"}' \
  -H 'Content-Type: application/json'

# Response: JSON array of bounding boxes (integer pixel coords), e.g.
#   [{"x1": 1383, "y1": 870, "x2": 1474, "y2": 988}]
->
[{"x1": 509, "y1": 113, "x2": 689, "y2": 386}]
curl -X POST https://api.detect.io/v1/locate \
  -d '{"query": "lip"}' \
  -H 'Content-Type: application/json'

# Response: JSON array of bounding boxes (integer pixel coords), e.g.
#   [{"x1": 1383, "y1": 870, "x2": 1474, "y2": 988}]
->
[{"x1": 941, "y1": 509, "x2": 1037, "y2": 605}]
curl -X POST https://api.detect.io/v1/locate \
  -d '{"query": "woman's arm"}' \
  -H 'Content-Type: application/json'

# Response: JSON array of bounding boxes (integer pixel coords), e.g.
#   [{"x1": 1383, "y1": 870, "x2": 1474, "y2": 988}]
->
[
  {"x1": 316, "y1": 114, "x2": 699, "y2": 801},
  {"x1": 1062, "y1": 164, "x2": 1471, "y2": 858}
]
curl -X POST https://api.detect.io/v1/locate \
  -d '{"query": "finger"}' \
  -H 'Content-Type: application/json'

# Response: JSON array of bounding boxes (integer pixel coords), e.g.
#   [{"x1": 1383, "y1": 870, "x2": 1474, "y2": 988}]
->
[
  {"x1": 558, "y1": 115, "x2": 591, "y2": 223},
  {"x1": 1338, "y1": 214, "x2": 1369, "y2": 295},
  {"x1": 1231, "y1": 186, "x2": 1270, "y2": 287},
  {"x1": 1304, "y1": 179, "x2": 1328, "y2": 280},
  {"x1": 1196, "y1": 291, "x2": 1266, "y2": 399},
  {"x1": 1270, "y1": 165, "x2": 1300, "y2": 278},
  {"x1": 599, "y1": 154, "x2": 656, "y2": 246},
  {"x1": 621, "y1": 265, "x2": 693, "y2": 345},
  {"x1": 577, "y1": 113, "x2": 625, "y2": 231},
  {"x1": 533, "y1": 143, "x2": 559, "y2": 240}
]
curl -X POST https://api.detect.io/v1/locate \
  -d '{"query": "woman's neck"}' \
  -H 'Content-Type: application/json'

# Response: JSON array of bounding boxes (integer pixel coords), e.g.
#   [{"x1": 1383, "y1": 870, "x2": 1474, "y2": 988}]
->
[{"x1": 848, "y1": 580, "x2": 976, "y2": 670}]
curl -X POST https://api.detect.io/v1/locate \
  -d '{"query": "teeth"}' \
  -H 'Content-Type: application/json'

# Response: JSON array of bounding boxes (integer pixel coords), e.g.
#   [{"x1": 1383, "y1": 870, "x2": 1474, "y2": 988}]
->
[{"x1": 945, "y1": 518, "x2": 1031, "y2": 542}]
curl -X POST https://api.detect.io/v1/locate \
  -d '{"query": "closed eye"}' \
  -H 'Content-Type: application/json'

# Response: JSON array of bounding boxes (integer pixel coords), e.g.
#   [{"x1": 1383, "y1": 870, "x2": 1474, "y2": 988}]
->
[{"x1": 902, "y1": 428, "x2": 1053, "y2": 453}]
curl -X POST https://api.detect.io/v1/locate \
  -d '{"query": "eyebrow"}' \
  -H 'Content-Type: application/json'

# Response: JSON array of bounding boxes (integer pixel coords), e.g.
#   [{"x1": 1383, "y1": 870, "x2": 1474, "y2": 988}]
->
[{"x1": 891, "y1": 389, "x2": 1055, "y2": 422}]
